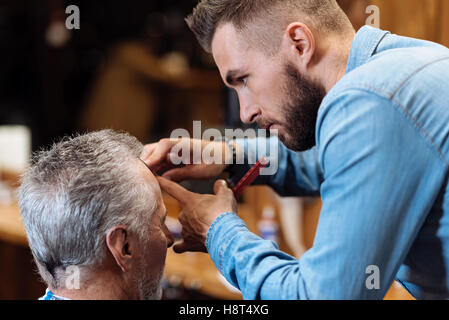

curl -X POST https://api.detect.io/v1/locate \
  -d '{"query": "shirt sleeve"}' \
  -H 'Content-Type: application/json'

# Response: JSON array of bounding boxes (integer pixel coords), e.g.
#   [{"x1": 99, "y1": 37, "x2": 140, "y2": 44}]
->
[
  {"x1": 228, "y1": 136, "x2": 323, "y2": 197},
  {"x1": 207, "y1": 89, "x2": 445, "y2": 299}
]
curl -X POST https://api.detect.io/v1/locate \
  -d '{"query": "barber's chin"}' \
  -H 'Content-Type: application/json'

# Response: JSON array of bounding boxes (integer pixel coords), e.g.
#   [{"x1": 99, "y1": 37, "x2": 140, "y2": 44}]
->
[
  {"x1": 274, "y1": 130, "x2": 288, "y2": 144},
  {"x1": 280, "y1": 134, "x2": 309, "y2": 152},
  {"x1": 279, "y1": 135, "x2": 293, "y2": 149},
  {"x1": 269, "y1": 125, "x2": 281, "y2": 136}
]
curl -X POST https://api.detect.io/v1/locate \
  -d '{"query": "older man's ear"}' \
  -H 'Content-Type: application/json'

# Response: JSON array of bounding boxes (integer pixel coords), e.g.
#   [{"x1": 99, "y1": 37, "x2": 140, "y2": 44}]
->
[{"x1": 106, "y1": 226, "x2": 134, "y2": 273}]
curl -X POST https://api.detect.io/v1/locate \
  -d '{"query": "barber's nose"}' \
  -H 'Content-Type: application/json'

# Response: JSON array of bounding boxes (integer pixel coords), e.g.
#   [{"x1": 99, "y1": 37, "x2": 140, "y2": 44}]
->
[
  {"x1": 240, "y1": 103, "x2": 261, "y2": 124},
  {"x1": 239, "y1": 94, "x2": 261, "y2": 124}
]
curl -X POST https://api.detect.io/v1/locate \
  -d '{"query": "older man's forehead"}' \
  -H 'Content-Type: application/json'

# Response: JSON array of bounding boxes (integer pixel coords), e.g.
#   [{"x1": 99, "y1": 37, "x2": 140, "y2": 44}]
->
[
  {"x1": 138, "y1": 163, "x2": 166, "y2": 223},
  {"x1": 136, "y1": 159, "x2": 162, "y2": 195},
  {"x1": 138, "y1": 158, "x2": 155, "y2": 176}
]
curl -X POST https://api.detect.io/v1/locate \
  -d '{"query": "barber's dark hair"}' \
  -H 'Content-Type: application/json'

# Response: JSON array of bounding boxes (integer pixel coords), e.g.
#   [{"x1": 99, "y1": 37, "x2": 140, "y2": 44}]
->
[{"x1": 186, "y1": 0, "x2": 353, "y2": 53}]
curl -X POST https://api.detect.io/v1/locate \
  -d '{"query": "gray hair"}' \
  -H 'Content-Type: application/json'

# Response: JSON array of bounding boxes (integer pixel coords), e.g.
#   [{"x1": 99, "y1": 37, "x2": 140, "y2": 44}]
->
[{"x1": 18, "y1": 130, "x2": 158, "y2": 289}]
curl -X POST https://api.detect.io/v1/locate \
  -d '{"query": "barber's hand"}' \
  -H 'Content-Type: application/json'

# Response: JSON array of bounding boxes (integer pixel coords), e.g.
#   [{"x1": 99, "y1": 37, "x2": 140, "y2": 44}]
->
[
  {"x1": 157, "y1": 176, "x2": 238, "y2": 253},
  {"x1": 141, "y1": 138, "x2": 235, "y2": 182}
]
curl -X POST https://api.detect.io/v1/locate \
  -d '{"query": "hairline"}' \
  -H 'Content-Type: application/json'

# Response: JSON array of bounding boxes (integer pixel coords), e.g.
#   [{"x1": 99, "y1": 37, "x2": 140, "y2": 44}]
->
[{"x1": 187, "y1": 0, "x2": 353, "y2": 54}]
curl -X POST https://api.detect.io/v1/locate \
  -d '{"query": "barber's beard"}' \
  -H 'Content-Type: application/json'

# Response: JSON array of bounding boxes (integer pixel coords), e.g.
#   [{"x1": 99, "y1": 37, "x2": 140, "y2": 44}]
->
[{"x1": 279, "y1": 64, "x2": 326, "y2": 152}]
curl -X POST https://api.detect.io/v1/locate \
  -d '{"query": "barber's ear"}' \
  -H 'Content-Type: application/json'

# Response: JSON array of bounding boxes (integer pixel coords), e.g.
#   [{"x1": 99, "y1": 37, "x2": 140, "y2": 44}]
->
[
  {"x1": 283, "y1": 22, "x2": 316, "y2": 69},
  {"x1": 106, "y1": 226, "x2": 133, "y2": 273}
]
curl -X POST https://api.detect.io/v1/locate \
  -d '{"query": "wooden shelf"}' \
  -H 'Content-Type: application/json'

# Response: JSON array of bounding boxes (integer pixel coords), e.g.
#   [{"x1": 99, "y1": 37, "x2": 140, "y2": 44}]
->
[{"x1": 0, "y1": 203, "x2": 27, "y2": 247}]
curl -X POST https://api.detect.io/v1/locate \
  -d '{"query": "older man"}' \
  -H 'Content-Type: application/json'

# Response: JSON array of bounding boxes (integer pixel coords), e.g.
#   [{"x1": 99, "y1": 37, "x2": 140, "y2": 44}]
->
[{"x1": 19, "y1": 130, "x2": 174, "y2": 300}]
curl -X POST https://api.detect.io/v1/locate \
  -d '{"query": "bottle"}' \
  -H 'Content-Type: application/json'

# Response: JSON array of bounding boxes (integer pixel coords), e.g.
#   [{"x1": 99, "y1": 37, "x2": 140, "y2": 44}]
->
[{"x1": 258, "y1": 206, "x2": 279, "y2": 245}]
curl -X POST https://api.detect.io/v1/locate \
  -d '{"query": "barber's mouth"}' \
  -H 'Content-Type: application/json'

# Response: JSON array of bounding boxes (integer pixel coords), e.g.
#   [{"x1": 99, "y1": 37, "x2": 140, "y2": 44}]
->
[{"x1": 259, "y1": 123, "x2": 274, "y2": 130}]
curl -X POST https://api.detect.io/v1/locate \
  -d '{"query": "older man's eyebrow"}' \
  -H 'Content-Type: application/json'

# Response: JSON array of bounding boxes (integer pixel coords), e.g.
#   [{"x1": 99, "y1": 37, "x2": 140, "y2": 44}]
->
[{"x1": 138, "y1": 158, "x2": 154, "y2": 173}]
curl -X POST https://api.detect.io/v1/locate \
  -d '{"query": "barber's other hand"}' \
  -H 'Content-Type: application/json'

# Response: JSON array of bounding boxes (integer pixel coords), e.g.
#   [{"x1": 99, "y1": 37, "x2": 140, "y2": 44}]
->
[
  {"x1": 140, "y1": 138, "x2": 234, "y2": 182},
  {"x1": 157, "y1": 176, "x2": 238, "y2": 254}
]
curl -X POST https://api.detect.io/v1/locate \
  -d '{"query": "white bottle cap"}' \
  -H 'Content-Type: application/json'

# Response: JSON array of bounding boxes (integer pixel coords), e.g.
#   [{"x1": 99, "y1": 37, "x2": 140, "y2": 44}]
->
[{"x1": 262, "y1": 206, "x2": 275, "y2": 219}]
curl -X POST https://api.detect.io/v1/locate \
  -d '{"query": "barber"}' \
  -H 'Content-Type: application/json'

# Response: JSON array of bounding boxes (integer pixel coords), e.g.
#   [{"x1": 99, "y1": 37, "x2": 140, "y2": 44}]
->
[{"x1": 142, "y1": 0, "x2": 449, "y2": 299}]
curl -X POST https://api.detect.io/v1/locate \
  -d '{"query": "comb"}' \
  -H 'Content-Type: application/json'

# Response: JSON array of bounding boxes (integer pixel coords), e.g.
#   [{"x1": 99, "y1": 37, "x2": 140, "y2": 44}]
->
[{"x1": 232, "y1": 157, "x2": 269, "y2": 199}]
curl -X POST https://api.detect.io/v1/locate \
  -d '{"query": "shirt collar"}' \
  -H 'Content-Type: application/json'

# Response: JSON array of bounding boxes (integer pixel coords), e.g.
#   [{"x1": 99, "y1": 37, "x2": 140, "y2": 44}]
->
[{"x1": 346, "y1": 25, "x2": 390, "y2": 74}]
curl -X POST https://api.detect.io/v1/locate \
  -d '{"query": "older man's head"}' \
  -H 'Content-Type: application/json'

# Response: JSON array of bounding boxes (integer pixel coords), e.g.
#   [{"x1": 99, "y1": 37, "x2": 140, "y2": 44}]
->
[{"x1": 18, "y1": 130, "x2": 174, "y2": 300}]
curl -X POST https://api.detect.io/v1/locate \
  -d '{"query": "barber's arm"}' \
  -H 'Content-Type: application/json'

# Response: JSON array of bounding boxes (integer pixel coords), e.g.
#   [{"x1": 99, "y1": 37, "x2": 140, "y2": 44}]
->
[
  {"x1": 141, "y1": 134, "x2": 323, "y2": 198},
  {"x1": 158, "y1": 90, "x2": 445, "y2": 299}
]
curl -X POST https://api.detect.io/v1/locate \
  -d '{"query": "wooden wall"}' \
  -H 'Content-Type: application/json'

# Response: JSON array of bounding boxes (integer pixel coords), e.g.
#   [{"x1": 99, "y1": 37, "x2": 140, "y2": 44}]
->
[{"x1": 371, "y1": 0, "x2": 449, "y2": 47}]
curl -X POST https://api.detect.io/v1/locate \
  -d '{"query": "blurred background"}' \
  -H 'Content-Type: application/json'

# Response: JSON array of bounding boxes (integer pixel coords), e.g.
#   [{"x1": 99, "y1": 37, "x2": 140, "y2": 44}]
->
[{"x1": 0, "y1": 0, "x2": 448, "y2": 300}]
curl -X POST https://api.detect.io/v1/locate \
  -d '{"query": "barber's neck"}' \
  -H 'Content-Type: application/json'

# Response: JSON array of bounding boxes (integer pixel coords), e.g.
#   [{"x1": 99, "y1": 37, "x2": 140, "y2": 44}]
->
[{"x1": 312, "y1": 30, "x2": 356, "y2": 93}]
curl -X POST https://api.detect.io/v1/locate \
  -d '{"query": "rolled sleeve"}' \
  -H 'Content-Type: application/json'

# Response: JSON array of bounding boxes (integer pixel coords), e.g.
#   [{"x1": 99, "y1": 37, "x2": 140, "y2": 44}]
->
[{"x1": 206, "y1": 212, "x2": 248, "y2": 275}]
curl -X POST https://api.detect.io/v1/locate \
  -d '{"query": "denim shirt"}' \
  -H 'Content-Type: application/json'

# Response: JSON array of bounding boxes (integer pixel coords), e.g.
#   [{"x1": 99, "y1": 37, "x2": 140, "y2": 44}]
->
[{"x1": 206, "y1": 26, "x2": 449, "y2": 300}]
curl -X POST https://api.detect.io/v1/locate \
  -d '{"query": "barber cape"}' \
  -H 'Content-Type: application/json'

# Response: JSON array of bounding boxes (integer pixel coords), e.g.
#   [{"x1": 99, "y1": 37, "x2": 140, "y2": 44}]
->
[{"x1": 39, "y1": 289, "x2": 70, "y2": 300}]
